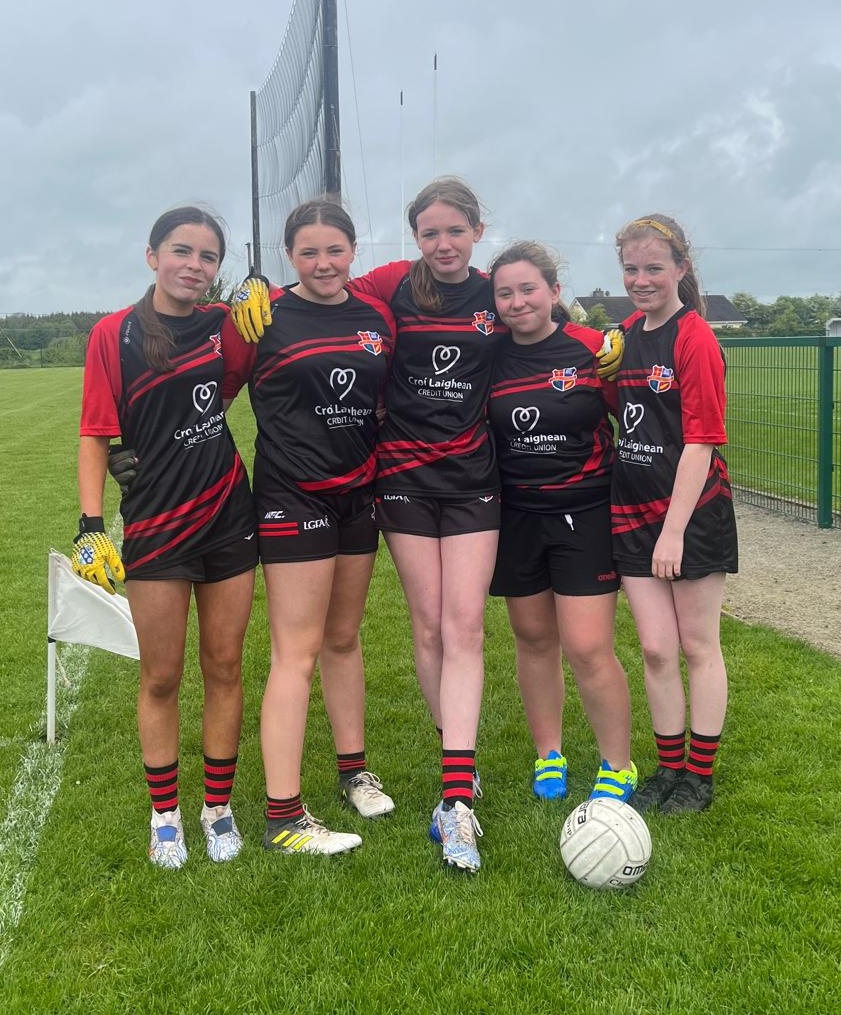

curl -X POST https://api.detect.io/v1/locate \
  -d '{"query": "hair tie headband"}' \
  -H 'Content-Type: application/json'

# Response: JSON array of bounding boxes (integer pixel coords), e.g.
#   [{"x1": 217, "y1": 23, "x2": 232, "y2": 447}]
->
[{"x1": 630, "y1": 218, "x2": 676, "y2": 241}]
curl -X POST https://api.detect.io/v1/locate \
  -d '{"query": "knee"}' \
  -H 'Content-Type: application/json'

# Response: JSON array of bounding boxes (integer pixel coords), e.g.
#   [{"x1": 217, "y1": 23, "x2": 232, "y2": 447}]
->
[
  {"x1": 140, "y1": 667, "x2": 182, "y2": 702},
  {"x1": 200, "y1": 646, "x2": 243, "y2": 691},
  {"x1": 640, "y1": 641, "x2": 677, "y2": 677},
  {"x1": 322, "y1": 627, "x2": 361, "y2": 658}
]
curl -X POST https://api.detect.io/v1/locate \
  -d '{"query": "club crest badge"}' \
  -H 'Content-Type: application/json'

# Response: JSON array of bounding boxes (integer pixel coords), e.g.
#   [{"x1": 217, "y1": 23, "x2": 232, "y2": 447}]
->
[
  {"x1": 550, "y1": 367, "x2": 577, "y2": 392},
  {"x1": 357, "y1": 331, "x2": 382, "y2": 355},
  {"x1": 473, "y1": 310, "x2": 495, "y2": 336},
  {"x1": 647, "y1": 364, "x2": 674, "y2": 393}
]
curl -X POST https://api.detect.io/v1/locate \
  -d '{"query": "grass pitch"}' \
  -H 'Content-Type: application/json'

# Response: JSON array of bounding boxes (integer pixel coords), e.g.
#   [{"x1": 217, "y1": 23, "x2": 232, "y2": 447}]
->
[{"x1": 0, "y1": 368, "x2": 839, "y2": 1014}]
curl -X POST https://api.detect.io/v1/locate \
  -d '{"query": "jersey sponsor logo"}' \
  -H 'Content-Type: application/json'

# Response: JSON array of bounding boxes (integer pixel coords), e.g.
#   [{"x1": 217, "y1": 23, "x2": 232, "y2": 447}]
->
[
  {"x1": 647, "y1": 364, "x2": 674, "y2": 393},
  {"x1": 193, "y1": 382, "x2": 218, "y2": 415},
  {"x1": 512, "y1": 406, "x2": 540, "y2": 432},
  {"x1": 432, "y1": 345, "x2": 461, "y2": 375},
  {"x1": 380, "y1": 494, "x2": 411, "y2": 502},
  {"x1": 357, "y1": 331, "x2": 383, "y2": 355},
  {"x1": 209, "y1": 332, "x2": 222, "y2": 357},
  {"x1": 472, "y1": 310, "x2": 496, "y2": 336},
  {"x1": 264, "y1": 510, "x2": 287, "y2": 519},
  {"x1": 330, "y1": 368, "x2": 356, "y2": 401},
  {"x1": 623, "y1": 403, "x2": 645, "y2": 435},
  {"x1": 550, "y1": 367, "x2": 577, "y2": 392}
]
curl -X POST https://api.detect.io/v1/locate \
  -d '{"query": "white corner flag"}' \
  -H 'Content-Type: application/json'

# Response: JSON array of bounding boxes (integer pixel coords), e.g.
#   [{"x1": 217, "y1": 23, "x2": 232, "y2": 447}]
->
[{"x1": 47, "y1": 550, "x2": 139, "y2": 743}]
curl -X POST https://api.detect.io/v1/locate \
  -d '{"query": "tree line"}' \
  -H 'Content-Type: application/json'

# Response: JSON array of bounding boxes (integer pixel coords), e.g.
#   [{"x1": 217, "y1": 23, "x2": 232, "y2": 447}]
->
[{"x1": 3, "y1": 287, "x2": 840, "y2": 368}]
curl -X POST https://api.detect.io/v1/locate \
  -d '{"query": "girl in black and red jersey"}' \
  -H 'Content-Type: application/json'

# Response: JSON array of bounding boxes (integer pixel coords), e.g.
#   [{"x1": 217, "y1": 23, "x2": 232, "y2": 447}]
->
[
  {"x1": 488, "y1": 241, "x2": 637, "y2": 809},
  {"x1": 222, "y1": 199, "x2": 397, "y2": 856},
  {"x1": 75, "y1": 206, "x2": 257, "y2": 869},
  {"x1": 612, "y1": 215, "x2": 738, "y2": 815},
  {"x1": 347, "y1": 178, "x2": 502, "y2": 873}
]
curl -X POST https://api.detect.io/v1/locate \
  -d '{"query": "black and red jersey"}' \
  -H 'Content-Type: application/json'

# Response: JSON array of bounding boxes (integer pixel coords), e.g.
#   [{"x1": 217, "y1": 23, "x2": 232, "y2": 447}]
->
[
  {"x1": 489, "y1": 321, "x2": 616, "y2": 512},
  {"x1": 611, "y1": 306, "x2": 738, "y2": 575},
  {"x1": 80, "y1": 304, "x2": 254, "y2": 573},
  {"x1": 350, "y1": 261, "x2": 506, "y2": 498},
  {"x1": 222, "y1": 287, "x2": 395, "y2": 494}
]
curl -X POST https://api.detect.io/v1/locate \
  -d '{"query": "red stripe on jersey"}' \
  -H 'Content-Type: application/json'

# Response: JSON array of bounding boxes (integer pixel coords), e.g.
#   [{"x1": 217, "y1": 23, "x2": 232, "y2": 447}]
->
[
  {"x1": 297, "y1": 453, "x2": 377, "y2": 492},
  {"x1": 611, "y1": 495, "x2": 672, "y2": 534},
  {"x1": 253, "y1": 335, "x2": 370, "y2": 390},
  {"x1": 377, "y1": 424, "x2": 487, "y2": 477},
  {"x1": 126, "y1": 349, "x2": 222, "y2": 408},
  {"x1": 125, "y1": 461, "x2": 245, "y2": 567}
]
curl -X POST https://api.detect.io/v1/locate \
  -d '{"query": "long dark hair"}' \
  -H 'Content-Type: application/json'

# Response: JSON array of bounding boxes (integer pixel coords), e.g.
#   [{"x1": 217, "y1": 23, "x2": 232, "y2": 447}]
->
[
  {"x1": 137, "y1": 206, "x2": 226, "y2": 372},
  {"x1": 407, "y1": 177, "x2": 483, "y2": 313},
  {"x1": 615, "y1": 214, "x2": 706, "y2": 319}
]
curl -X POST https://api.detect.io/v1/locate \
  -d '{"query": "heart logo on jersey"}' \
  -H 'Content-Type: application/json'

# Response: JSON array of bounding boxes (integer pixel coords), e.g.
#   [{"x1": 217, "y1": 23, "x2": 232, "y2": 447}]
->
[
  {"x1": 193, "y1": 382, "x2": 217, "y2": 416},
  {"x1": 330, "y1": 368, "x2": 356, "y2": 401},
  {"x1": 512, "y1": 406, "x2": 540, "y2": 432},
  {"x1": 432, "y1": 345, "x2": 460, "y2": 375},
  {"x1": 624, "y1": 402, "x2": 645, "y2": 435}
]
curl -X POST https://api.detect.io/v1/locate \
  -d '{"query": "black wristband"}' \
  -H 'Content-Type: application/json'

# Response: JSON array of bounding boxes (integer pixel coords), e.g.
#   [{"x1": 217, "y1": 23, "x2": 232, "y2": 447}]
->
[{"x1": 78, "y1": 514, "x2": 105, "y2": 534}]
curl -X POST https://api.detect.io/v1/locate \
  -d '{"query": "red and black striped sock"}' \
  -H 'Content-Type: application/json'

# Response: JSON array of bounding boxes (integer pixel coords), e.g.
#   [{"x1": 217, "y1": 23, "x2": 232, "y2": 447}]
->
[
  {"x1": 442, "y1": 749, "x2": 475, "y2": 809},
  {"x1": 203, "y1": 754, "x2": 238, "y2": 809},
  {"x1": 337, "y1": 751, "x2": 366, "y2": 784},
  {"x1": 266, "y1": 794, "x2": 305, "y2": 823},
  {"x1": 686, "y1": 731, "x2": 720, "y2": 778},
  {"x1": 654, "y1": 730, "x2": 686, "y2": 771},
  {"x1": 144, "y1": 760, "x2": 179, "y2": 814}
]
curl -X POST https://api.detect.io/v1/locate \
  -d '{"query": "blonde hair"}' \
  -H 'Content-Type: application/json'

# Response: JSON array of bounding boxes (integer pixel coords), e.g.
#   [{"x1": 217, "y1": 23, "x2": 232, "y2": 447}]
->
[{"x1": 615, "y1": 214, "x2": 706, "y2": 318}]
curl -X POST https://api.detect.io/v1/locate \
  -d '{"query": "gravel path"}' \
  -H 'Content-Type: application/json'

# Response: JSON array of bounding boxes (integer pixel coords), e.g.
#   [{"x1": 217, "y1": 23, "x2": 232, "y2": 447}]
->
[{"x1": 723, "y1": 501, "x2": 841, "y2": 659}]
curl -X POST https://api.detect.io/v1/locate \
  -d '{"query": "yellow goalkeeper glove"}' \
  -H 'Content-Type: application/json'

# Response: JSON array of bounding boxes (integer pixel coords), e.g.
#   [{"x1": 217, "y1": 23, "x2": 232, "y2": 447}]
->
[
  {"x1": 230, "y1": 274, "x2": 272, "y2": 343},
  {"x1": 72, "y1": 515, "x2": 125, "y2": 594},
  {"x1": 596, "y1": 328, "x2": 625, "y2": 381}
]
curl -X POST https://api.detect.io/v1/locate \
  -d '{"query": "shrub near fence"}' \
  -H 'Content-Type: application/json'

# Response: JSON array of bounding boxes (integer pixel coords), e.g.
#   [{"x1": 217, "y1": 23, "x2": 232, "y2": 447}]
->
[{"x1": 720, "y1": 335, "x2": 841, "y2": 528}]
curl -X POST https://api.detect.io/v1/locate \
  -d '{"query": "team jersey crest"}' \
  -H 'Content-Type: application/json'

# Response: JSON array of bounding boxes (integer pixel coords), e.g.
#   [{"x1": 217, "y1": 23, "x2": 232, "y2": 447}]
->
[
  {"x1": 472, "y1": 310, "x2": 495, "y2": 336},
  {"x1": 357, "y1": 331, "x2": 383, "y2": 355},
  {"x1": 209, "y1": 332, "x2": 222, "y2": 357},
  {"x1": 647, "y1": 364, "x2": 674, "y2": 393},
  {"x1": 550, "y1": 367, "x2": 577, "y2": 392}
]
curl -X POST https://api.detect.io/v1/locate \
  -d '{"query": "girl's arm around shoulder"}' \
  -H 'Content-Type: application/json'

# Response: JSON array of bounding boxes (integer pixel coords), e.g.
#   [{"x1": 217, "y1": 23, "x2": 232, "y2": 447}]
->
[
  {"x1": 348, "y1": 260, "x2": 412, "y2": 305},
  {"x1": 220, "y1": 310, "x2": 257, "y2": 403}
]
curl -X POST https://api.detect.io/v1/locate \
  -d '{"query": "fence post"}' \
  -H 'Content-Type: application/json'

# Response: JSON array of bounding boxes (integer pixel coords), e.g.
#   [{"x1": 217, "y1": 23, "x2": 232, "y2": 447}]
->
[{"x1": 816, "y1": 337, "x2": 834, "y2": 528}]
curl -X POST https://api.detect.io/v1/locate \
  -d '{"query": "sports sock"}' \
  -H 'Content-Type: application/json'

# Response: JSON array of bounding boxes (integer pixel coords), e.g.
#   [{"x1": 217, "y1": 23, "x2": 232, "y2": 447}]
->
[
  {"x1": 266, "y1": 794, "x2": 305, "y2": 823},
  {"x1": 686, "y1": 730, "x2": 720, "y2": 778},
  {"x1": 144, "y1": 760, "x2": 179, "y2": 813},
  {"x1": 654, "y1": 730, "x2": 686, "y2": 770},
  {"x1": 442, "y1": 749, "x2": 475, "y2": 809},
  {"x1": 337, "y1": 751, "x2": 366, "y2": 784},
  {"x1": 203, "y1": 754, "x2": 238, "y2": 809}
]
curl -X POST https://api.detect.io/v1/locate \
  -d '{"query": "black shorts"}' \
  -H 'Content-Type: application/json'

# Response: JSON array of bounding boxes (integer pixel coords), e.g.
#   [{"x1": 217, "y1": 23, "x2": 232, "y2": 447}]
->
[
  {"x1": 127, "y1": 530, "x2": 258, "y2": 584},
  {"x1": 375, "y1": 492, "x2": 501, "y2": 538},
  {"x1": 256, "y1": 481, "x2": 378, "y2": 563},
  {"x1": 490, "y1": 501, "x2": 619, "y2": 598}
]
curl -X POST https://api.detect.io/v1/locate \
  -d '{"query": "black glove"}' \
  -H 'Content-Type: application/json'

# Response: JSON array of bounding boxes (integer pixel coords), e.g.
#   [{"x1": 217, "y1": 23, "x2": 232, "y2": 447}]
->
[
  {"x1": 71, "y1": 515, "x2": 125, "y2": 593},
  {"x1": 108, "y1": 444, "x2": 138, "y2": 495}
]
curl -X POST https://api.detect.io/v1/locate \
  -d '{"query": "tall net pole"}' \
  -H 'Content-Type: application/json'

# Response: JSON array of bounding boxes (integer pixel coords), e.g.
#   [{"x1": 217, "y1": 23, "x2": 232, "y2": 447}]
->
[{"x1": 323, "y1": 0, "x2": 340, "y2": 200}]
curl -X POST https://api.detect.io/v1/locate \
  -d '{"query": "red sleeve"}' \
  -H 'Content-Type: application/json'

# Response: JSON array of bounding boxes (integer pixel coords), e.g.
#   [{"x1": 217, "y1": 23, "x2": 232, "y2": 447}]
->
[
  {"x1": 674, "y1": 312, "x2": 728, "y2": 445},
  {"x1": 220, "y1": 309, "x2": 257, "y2": 400},
  {"x1": 348, "y1": 260, "x2": 412, "y2": 305},
  {"x1": 563, "y1": 321, "x2": 619, "y2": 414},
  {"x1": 621, "y1": 309, "x2": 645, "y2": 330},
  {"x1": 79, "y1": 309, "x2": 129, "y2": 437}
]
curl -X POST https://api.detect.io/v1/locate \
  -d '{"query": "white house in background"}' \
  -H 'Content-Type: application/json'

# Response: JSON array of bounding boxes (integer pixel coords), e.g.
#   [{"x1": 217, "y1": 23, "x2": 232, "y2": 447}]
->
[{"x1": 571, "y1": 289, "x2": 748, "y2": 328}]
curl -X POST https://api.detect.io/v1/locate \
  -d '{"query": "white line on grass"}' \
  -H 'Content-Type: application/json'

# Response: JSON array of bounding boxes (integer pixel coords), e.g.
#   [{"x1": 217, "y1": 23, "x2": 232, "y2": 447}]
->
[{"x1": 0, "y1": 641, "x2": 90, "y2": 970}]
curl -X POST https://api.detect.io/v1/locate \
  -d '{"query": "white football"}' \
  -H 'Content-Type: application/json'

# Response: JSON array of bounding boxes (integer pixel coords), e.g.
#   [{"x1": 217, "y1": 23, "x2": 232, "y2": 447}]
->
[{"x1": 560, "y1": 797, "x2": 652, "y2": 889}]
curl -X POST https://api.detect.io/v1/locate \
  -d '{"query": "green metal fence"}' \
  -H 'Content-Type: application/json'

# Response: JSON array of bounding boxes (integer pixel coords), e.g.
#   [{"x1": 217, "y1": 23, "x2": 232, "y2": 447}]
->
[{"x1": 719, "y1": 335, "x2": 841, "y2": 528}]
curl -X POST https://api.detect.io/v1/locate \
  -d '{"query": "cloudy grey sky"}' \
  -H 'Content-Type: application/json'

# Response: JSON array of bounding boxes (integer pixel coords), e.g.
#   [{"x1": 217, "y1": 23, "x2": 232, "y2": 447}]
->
[{"x1": 2, "y1": 0, "x2": 840, "y2": 315}]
